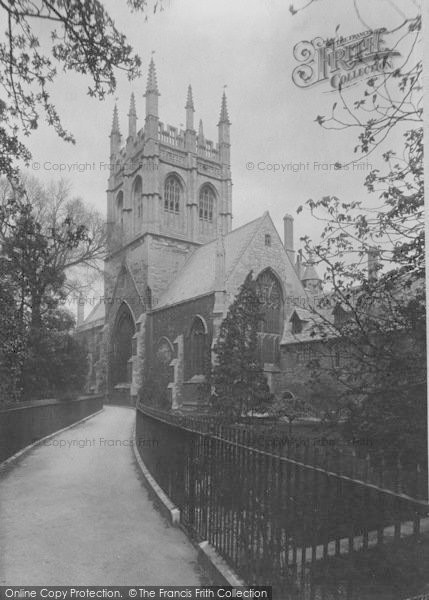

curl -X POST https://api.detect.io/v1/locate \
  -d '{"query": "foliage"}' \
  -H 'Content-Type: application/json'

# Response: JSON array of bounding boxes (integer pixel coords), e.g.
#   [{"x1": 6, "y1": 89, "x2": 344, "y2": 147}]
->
[
  {"x1": 312, "y1": 536, "x2": 429, "y2": 598},
  {"x1": 0, "y1": 0, "x2": 162, "y2": 179},
  {"x1": 211, "y1": 272, "x2": 273, "y2": 421},
  {"x1": 269, "y1": 393, "x2": 314, "y2": 436},
  {"x1": 139, "y1": 364, "x2": 171, "y2": 411},
  {"x1": 291, "y1": 2, "x2": 425, "y2": 462},
  {"x1": 20, "y1": 308, "x2": 88, "y2": 400},
  {"x1": 0, "y1": 266, "x2": 26, "y2": 406},
  {"x1": 0, "y1": 176, "x2": 105, "y2": 333},
  {"x1": 0, "y1": 176, "x2": 105, "y2": 402}
]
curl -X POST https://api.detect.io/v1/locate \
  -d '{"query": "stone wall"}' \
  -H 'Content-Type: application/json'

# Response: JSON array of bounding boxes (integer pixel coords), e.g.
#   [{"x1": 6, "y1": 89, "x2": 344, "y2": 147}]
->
[
  {"x1": 0, "y1": 396, "x2": 103, "y2": 463},
  {"x1": 145, "y1": 294, "x2": 215, "y2": 408},
  {"x1": 226, "y1": 215, "x2": 305, "y2": 311}
]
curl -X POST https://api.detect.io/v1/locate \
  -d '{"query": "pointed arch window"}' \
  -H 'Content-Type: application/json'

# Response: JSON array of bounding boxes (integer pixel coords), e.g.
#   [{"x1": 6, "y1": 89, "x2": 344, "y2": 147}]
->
[
  {"x1": 199, "y1": 186, "x2": 215, "y2": 222},
  {"x1": 188, "y1": 316, "x2": 207, "y2": 377},
  {"x1": 116, "y1": 191, "x2": 124, "y2": 230},
  {"x1": 256, "y1": 270, "x2": 284, "y2": 334},
  {"x1": 164, "y1": 175, "x2": 182, "y2": 214},
  {"x1": 112, "y1": 303, "x2": 135, "y2": 385},
  {"x1": 133, "y1": 176, "x2": 143, "y2": 219}
]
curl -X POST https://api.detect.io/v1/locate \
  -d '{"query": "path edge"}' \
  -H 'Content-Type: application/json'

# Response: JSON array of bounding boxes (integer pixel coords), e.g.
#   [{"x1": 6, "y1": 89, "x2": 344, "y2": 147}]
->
[
  {"x1": 132, "y1": 426, "x2": 180, "y2": 526},
  {"x1": 131, "y1": 424, "x2": 246, "y2": 587},
  {"x1": 0, "y1": 408, "x2": 104, "y2": 469}
]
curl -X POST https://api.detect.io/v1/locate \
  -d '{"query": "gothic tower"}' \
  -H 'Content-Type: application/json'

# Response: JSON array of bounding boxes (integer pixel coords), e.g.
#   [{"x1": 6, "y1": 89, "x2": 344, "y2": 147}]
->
[{"x1": 104, "y1": 57, "x2": 232, "y2": 402}]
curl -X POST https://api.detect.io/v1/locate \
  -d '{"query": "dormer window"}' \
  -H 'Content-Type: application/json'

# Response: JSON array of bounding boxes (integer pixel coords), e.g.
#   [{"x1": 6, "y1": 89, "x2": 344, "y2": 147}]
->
[{"x1": 291, "y1": 312, "x2": 303, "y2": 334}]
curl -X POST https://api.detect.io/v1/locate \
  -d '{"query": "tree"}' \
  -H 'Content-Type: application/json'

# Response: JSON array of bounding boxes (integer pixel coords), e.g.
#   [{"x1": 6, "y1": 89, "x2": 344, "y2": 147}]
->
[
  {"x1": 269, "y1": 392, "x2": 314, "y2": 437},
  {"x1": 20, "y1": 307, "x2": 88, "y2": 400},
  {"x1": 0, "y1": 176, "x2": 105, "y2": 336},
  {"x1": 290, "y1": 1, "x2": 425, "y2": 462},
  {"x1": 0, "y1": 0, "x2": 161, "y2": 180},
  {"x1": 0, "y1": 260, "x2": 26, "y2": 406},
  {"x1": 0, "y1": 175, "x2": 105, "y2": 402},
  {"x1": 211, "y1": 272, "x2": 273, "y2": 421}
]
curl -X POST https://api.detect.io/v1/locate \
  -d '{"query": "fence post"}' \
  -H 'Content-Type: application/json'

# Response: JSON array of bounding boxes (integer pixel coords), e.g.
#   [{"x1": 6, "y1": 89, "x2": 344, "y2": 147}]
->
[
  {"x1": 364, "y1": 453, "x2": 370, "y2": 482},
  {"x1": 396, "y1": 457, "x2": 403, "y2": 494}
]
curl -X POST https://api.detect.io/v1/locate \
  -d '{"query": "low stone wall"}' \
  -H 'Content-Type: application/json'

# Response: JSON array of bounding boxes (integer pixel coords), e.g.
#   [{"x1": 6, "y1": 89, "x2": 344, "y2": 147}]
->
[
  {"x1": 0, "y1": 395, "x2": 103, "y2": 463},
  {"x1": 106, "y1": 385, "x2": 135, "y2": 406}
]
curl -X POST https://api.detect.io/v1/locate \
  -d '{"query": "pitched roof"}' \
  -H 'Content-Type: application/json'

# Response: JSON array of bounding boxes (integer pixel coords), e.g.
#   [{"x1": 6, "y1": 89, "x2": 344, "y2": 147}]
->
[
  {"x1": 293, "y1": 307, "x2": 313, "y2": 321},
  {"x1": 77, "y1": 301, "x2": 105, "y2": 331},
  {"x1": 302, "y1": 262, "x2": 321, "y2": 281},
  {"x1": 155, "y1": 215, "x2": 266, "y2": 309},
  {"x1": 281, "y1": 306, "x2": 335, "y2": 345}
]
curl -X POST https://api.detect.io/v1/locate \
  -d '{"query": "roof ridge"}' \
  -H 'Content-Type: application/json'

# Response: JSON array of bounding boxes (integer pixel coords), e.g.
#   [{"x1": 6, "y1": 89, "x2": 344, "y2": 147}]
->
[
  {"x1": 81, "y1": 299, "x2": 105, "y2": 326},
  {"x1": 160, "y1": 215, "x2": 267, "y2": 293},
  {"x1": 157, "y1": 213, "x2": 266, "y2": 306},
  {"x1": 226, "y1": 213, "x2": 266, "y2": 237},
  {"x1": 225, "y1": 213, "x2": 268, "y2": 279},
  {"x1": 194, "y1": 214, "x2": 267, "y2": 252}
]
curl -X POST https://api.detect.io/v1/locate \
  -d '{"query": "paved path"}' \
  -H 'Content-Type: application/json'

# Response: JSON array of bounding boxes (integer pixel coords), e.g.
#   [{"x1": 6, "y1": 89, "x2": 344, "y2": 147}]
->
[{"x1": 0, "y1": 406, "x2": 204, "y2": 585}]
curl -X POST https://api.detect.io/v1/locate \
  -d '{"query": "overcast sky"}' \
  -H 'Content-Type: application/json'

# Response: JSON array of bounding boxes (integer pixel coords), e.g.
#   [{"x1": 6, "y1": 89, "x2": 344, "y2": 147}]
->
[{"x1": 23, "y1": 0, "x2": 421, "y2": 252}]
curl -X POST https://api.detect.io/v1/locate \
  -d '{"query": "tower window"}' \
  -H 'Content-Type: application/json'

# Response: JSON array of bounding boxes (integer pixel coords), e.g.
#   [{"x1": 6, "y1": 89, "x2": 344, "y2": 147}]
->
[
  {"x1": 265, "y1": 234, "x2": 271, "y2": 247},
  {"x1": 116, "y1": 191, "x2": 124, "y2": 230},
  {"x1": 132, "y1": 176, "x2": 143, "y2": 219},
  {"x1": 137, "y1": 198, "x2": 143, "y2": 219},
  {"x1": 199, "y1": 186, "x2": 215, "y2": 222},
  {"x1": 164, "y1": 175, "x2": 182, "y2": 213}
]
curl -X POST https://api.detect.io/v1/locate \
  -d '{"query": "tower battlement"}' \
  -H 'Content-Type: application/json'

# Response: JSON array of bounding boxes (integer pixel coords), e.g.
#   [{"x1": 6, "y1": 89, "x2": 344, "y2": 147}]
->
[{"x1": 106, "y1": 57, "x2": 233, "y2": 253}]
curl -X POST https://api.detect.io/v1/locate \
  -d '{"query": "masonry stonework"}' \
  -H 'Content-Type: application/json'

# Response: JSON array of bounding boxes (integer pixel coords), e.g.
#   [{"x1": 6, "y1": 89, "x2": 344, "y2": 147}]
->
[{"x1": 77, "y1": 57, "x2": 326, "y2": 411}]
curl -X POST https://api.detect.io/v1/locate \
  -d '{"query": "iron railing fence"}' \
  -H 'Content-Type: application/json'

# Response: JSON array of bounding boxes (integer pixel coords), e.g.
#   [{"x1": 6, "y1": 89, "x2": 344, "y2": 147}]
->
[
  {"x1": 138, "y1": 404, "x2": 428, "y2": 501},
  {"x1": 136, "y1": 405, "x2": 429, "y2": 598}
]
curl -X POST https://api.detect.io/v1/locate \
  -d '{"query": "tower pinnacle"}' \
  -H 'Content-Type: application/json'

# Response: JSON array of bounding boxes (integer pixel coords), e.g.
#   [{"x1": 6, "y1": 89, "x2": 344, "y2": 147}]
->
[
  {"x1": 128, "y1": 93, "x2": 137, "y2": 138},
  {"x1": 129, "y1": 92, "x2": 136, "y2": 116},
  {"x1": 218, "y1": 90, "x2": 230, "y2": 125},
  {"x1": 185, "y1": 84, "x2": 194, "y2": 110},
  {"x1": 145, "y1": 55, "x2": 160, "y2": 96},
  {"x1": 144, "y1": 55, "x2": 160, "y2": 123},
  {"x1": 185, "y1": 84, "x2": 195, "y2": 131},
  {"x1": 110, "y1": 103, "x2": 121, "y2": 156},
  {"x1": 217, "y1": 89, "x2": 230, "y2": 165},
  {"x1": 111, "y1": 103, "x2": 120, "y2": 134}
]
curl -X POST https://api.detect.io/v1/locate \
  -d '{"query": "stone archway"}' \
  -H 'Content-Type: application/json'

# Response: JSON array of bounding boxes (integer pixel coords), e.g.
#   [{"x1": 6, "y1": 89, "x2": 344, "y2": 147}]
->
[{"x1": 111, "y1": 303, "x2": 135, "y2": 387}]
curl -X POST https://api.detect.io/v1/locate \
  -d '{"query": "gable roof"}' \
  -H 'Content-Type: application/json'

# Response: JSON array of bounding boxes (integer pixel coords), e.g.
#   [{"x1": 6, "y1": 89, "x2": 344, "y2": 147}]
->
[
  {"x1": 281, "y1": 306, "x2": 335, "y2": 345},
  {"x1": 155, "y1": 214, "x2": 267, "y2": 309},
  {"x1": 77, "y1": 300, "x2": 105, "y2": 331}
]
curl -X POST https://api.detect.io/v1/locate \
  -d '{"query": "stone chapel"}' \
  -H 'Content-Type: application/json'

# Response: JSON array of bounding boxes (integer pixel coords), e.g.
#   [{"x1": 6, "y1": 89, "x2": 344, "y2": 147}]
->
[{"x1": 76, "y1": 57, "x2": 324, "y2": 408}]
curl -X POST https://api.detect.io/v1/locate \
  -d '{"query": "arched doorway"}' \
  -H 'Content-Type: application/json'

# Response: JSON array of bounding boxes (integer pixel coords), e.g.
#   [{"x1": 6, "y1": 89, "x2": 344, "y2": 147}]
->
[{"x1": 111, "y1": 303, "x2": 135, "y2": 386}]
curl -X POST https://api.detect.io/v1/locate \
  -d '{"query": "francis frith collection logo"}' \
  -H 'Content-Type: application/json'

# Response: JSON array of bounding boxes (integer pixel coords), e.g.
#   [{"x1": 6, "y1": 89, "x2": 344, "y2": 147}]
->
[{"x1": 292, "y1": 28, "x2": 400, "y2": 90}]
